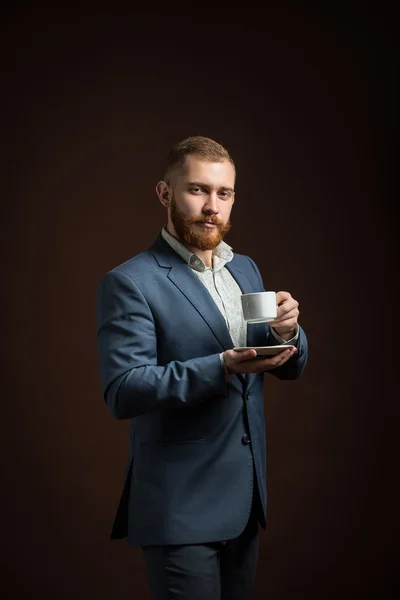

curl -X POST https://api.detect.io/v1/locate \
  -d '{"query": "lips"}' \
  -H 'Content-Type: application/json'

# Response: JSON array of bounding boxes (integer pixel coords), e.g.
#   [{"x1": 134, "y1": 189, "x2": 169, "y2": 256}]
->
[{"x1": 197, "y1": 219, "x2": 218, "y2": 225}]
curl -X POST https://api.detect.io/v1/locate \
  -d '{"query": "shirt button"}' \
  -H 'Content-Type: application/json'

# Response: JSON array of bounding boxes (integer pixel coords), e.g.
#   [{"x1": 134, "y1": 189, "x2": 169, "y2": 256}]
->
[{"x1": 242, "y1": 434, "x2": 251, "y2": 445}]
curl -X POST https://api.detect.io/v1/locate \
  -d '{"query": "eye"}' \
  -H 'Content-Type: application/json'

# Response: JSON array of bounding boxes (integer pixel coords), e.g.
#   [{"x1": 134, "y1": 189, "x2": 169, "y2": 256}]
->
[
  {"x1": 219, "y1": 190, "x2": 232, "y2": 199},
  {"x1": 190, "y1": 186, "x2": 203, "y2": 194}
]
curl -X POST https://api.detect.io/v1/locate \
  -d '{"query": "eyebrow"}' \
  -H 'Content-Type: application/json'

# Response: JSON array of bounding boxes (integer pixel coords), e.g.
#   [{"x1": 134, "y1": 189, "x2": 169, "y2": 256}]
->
[{"x1": 187, "y1": 181, "x2": 235, "y2": 192}]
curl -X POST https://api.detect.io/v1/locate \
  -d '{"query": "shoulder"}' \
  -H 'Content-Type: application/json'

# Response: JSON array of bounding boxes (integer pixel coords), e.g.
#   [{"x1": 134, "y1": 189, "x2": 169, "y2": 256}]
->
[
  {"x1": 110, "y1": 250, "x2": 155, "y2": 277},
  {"x1": 231, "y1": 251, "x2": 260, "y2": 274},
  {"x1": 100, "y1": 250, "x2": 159, "y2": 293}
]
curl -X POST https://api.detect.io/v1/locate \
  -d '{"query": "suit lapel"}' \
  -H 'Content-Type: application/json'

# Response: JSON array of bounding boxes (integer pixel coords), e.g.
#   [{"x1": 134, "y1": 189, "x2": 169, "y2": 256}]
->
[
  {"x1": 151, "y1": 235, "x2": 234, "y2": 351},
  {"x1": 168, "y1": 264, "x2": 234, "y2": 351},
  {"x1": 225, "y1": 263, "x2": 253, "y2": 295}
]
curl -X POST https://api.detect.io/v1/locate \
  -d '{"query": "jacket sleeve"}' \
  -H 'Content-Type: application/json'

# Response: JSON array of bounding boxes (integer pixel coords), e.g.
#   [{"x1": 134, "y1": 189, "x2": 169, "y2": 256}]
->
[
  {"x1": 245, "y1": 256, "x2": 308, "y2": 380},
  {"x1": 96, "y1": 270, "x2": 229, "y2": 419}
]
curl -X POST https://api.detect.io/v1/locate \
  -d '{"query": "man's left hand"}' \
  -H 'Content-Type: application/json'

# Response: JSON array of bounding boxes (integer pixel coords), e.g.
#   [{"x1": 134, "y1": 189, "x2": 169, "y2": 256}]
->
[{"x1": 268, "y1": 291, "x2": 299, "y2": 340}]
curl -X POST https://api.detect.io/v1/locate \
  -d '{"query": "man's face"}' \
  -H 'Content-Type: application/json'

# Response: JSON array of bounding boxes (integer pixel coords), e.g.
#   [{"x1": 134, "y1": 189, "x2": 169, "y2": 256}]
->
[{"x1": 168, "y1": 156, "x2": 235, "y2": 251}]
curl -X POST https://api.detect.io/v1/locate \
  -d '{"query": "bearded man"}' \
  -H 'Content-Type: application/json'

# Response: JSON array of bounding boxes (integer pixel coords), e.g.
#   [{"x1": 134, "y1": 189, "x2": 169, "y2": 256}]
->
[{"x1": 96, "y1": 135, "x2": 308, "y2": 599}]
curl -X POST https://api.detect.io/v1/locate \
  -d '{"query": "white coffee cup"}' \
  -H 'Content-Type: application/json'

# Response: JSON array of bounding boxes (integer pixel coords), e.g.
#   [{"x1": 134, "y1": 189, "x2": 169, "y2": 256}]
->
[{"x1": 241, "y1": 291, "x2": 277, "y2": 323}]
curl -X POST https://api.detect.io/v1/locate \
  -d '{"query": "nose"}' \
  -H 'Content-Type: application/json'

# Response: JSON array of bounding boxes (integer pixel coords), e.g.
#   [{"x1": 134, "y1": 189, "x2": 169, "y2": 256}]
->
[{"x1": 203, "y1": 192, "x2": 219, "y2": 214}]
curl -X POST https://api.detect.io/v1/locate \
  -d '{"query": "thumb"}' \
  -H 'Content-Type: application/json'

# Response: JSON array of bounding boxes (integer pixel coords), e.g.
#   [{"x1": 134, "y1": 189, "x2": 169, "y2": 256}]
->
[{"x1": 240, "y1": 348, "x2": 257, "y2": 360}]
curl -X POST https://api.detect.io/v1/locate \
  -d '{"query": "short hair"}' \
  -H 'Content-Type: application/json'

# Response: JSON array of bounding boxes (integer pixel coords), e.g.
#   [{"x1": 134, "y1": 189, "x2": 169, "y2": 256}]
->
[{"x1": 164, "y1": 136, "x2": 235, "y2": 183}]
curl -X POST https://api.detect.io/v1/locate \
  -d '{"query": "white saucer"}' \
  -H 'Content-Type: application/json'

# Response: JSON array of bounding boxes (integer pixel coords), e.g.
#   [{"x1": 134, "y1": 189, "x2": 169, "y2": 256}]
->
[{"x1": 234, "y1": 345, "x2": 295, "y2": 356}]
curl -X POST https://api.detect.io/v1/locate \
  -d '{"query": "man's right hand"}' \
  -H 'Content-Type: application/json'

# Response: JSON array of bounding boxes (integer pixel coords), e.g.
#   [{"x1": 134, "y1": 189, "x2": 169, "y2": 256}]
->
[{"x1": 223, "y1": 346, "x2": 297, "y2": 375}]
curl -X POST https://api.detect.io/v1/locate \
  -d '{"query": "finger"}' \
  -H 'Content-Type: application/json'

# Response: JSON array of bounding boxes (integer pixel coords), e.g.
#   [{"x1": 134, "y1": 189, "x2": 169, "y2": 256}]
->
[
  {"x1": 269, "y1": 347, "x2": 295, "y2": 363},
  {"x1": 234, "y1": 348, "x2": 257, "y2": 361},
  {"x1": 269, "y1": 318, "x2": 298, "y2": 331},
  {"x1": 255, "y1": 347, "x2": 296, "y2": 370},
  {"x1": 276, "y1": 304, "x2": 298, "y2": 320},
  {"x1": 267, "y1": 317, "x2": 298, "y2": 330},
  {"x1": 269, "y1": 308, "x2": 299, "y2": 325},
  {"x1": 265, "y1": 347, "x2": 297, "y2": 369},
  {"x1": 233, "y1": 353, "x2": 282, "y2": 373},
  {"x1": 276, "y1": 291, "x2": 292, "y2": 305},
  {"x1": 233, "y1": 346, "x2": 297, "y2": 373},
  {"x1": 271, "y1": 316, "x2": 298, "y2": 329}
]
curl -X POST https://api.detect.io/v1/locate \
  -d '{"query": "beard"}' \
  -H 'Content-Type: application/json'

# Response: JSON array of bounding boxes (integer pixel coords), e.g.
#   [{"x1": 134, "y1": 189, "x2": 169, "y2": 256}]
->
[{"x1": 170, "y1": 197, "x2": 231, "y2": 251}]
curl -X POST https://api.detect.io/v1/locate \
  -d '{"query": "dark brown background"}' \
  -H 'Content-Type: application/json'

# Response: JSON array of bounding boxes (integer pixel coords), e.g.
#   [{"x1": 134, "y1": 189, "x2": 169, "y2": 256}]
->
[{"x1": 1, "y1": 3, "x2": 397, "y2": 599}]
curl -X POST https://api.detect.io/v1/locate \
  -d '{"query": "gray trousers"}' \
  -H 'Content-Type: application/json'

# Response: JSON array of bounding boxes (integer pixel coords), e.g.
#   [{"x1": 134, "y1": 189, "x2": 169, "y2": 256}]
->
[{"x1": 142, "y1": 487, "x2": 262, "y2": 600}]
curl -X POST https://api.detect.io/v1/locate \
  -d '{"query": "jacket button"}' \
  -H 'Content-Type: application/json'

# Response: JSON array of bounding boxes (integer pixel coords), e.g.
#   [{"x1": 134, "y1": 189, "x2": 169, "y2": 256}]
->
[{"x1": 242, "y1": 434, "x2": 250, "y2": 445}]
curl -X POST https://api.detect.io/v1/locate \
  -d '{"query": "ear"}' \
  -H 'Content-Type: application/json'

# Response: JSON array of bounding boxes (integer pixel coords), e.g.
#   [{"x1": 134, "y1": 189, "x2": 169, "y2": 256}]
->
[{"x1": 156, "y1": 181, "x2": 172, "y2": 207}]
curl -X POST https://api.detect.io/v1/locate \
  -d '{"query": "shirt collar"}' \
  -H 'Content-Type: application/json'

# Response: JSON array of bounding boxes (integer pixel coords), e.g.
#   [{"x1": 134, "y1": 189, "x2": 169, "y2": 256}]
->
[{"x1": 161, "y1": 227, "x2": 233, "y2": 273}]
